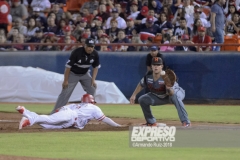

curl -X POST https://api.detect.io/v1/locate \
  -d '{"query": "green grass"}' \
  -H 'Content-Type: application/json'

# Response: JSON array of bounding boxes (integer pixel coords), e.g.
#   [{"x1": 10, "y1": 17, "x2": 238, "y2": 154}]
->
[
  {"x1": 1, "y1": 103, "x2": 240, "y2": 159},
  {"x1": 1, "y1": 104, "x2": 240, "y2": 123},
  {"x1": 0, "y1": 132, "x2": 240, "y2": 160}
]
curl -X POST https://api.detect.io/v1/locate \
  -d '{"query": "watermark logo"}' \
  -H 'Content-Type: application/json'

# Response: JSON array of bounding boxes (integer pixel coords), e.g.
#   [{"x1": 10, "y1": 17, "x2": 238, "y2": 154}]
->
[{"x1": 129, "y1": 126, "x2": 176, "y2": 148}]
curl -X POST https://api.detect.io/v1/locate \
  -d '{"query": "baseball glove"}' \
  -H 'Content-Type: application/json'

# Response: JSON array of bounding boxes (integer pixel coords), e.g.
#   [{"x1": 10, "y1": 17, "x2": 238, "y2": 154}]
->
[{"x1": 161, "y1": 69, "x2": 177, "y2": 87}]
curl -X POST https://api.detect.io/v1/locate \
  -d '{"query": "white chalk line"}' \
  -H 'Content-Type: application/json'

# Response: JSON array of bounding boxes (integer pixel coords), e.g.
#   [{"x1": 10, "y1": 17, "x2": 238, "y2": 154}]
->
[{"x1": 0, "y1": 120, "x2": 18, "y2": 123}]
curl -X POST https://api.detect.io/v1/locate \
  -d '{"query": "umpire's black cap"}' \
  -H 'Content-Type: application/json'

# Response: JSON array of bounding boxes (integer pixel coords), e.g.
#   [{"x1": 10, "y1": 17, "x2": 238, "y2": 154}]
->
[
  {"x1": 85, "y1": 38, "x2": 95, "y2": 47},
  {"x1": 152, "y1": 57, "x2": 163, "y2": 65}
]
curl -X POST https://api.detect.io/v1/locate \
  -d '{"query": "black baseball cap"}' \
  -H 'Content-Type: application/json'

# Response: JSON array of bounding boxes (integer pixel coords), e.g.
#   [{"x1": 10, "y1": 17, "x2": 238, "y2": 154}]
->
[
  {"x1": 85, "y1": 38, "x2": 95, "y2": 47},
  {"x1": 152, "y1": 57, "x2": 163, "y2": 65}
]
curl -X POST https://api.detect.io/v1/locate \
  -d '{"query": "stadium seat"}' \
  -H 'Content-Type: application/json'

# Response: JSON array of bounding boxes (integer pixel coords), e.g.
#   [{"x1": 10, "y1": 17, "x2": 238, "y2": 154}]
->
[
  {"x1": 202, "y1": 8, "x2": 211, "y2": 18},
  {"x1": 222, "y1": 35, "x2": 240, "y2": 51},
  {"x1": 139, "y1": 32, "x2": 155, "y2": 41}
]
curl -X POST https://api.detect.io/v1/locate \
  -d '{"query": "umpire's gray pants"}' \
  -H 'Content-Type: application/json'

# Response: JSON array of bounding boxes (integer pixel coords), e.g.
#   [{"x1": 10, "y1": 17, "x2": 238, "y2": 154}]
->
[
  {"x1": 138, "y1": 86, "x2": 190, "y2": 124},
  {"x1": 51, "y1": 71, "x2": 96, "y2": 114}
]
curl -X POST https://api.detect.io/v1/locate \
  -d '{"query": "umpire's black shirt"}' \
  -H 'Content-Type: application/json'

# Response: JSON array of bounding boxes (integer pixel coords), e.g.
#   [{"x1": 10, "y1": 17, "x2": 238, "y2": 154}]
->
[{"x1": 65, "y1": 47, "x2": 100, "y2": 74}]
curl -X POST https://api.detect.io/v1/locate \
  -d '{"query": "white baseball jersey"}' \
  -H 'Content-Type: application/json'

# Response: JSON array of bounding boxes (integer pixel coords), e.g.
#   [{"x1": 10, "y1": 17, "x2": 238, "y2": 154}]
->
[
  {"x1": 104, "y1": 17, "x2": 127, "y2": 29},
  {"x1": 62, "y1": 103, "x2": 105, "y2": 129},
  {"x1": 22, "y1": 103, "x2": 105, "y2": 129}
]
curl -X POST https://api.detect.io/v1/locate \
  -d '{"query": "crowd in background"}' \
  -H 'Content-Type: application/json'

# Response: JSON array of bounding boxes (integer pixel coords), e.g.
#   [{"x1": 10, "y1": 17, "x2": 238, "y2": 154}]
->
[{"x1": 0, "y1": 0, "x2": 239, "y2": 52}]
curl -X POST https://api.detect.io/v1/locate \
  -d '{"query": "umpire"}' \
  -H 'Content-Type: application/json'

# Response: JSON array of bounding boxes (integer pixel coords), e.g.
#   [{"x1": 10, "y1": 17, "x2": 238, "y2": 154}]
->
[{"x1": 51, "y1": 38, "x2": 100, "y2": 114}]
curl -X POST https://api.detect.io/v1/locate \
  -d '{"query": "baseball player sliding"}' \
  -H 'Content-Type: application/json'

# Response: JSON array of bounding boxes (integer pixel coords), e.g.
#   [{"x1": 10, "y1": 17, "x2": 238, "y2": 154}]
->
[
  {"x1": 16, "y1": 94, "x2": 126, "y2": 129},
  {"x1": 130, "y1": 57, "x2": 191, "y2": 127}
]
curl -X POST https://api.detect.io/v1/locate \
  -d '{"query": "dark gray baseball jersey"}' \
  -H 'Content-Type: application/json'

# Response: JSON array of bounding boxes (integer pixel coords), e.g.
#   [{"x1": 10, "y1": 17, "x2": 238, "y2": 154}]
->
[{"x1": 140, "y1": 74, "x2": 168, "y2": 98}]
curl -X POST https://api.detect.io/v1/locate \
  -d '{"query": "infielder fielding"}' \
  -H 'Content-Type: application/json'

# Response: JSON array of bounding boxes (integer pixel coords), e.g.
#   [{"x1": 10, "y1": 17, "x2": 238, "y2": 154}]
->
[
  {"x1": 51, "y1": 38, "x2": 100, "y2": 114},
  {"x1": 17, "y1": 94, "x2": 125, "y2": 129},
  {"x1": 130, "y1": 57, "x2": 191, "y2": 127}
]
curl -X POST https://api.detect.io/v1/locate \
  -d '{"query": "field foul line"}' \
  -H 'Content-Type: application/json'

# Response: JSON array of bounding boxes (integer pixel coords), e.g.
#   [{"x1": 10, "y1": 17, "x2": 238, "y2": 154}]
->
[{"x1": 0, "y1": 120, "x2": 18, "y2": 122}]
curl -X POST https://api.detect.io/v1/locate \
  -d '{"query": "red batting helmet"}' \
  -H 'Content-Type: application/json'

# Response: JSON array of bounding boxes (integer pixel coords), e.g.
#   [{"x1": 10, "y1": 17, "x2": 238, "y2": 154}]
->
[{"x1": 81, "y1": 94, "x2": 96, "y2": 104}]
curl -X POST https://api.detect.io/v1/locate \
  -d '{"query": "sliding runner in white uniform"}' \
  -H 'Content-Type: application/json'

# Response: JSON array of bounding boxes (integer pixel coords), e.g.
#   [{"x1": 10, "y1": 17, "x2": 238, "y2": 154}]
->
[{"x1": 16, "y1": 94, "x2": 126, "y2": 129}]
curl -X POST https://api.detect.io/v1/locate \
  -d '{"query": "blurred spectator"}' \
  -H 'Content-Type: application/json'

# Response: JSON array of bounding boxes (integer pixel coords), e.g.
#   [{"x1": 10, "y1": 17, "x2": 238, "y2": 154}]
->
[
  {"x1": 43, "y1": 16, "x2": 58, "y2": 34},
  {"x1": 183, "y1": 0, "x2": 194, "y2": 17},
  {"x1": 114, "y1": 3, "x2": 127, "y2": 20},
  {"x1": 8, "y1": 18, "x2": 27, "y2": 36},
  {"x1": 61, "y1": 35, "x2": 76, "y2": 51},
  {"x1": 80, "y1": 0, "x2": 99, "y2": 14},
  {"x1": 141, "y1": 9, "x2": 158, "y2": 24},
  {"x1": 172, "y1": 5, "x2": 190, "y2": 26},
  {"x1": 39, "y1": 36, "x2": 58, "y2": 51},
  {"x1": 160, "y1": 33, "x2": 173, "y2": 51},
  {"x1": 150, "y1": 0, "x2": 162, "y2": 14},
  {"x1": 95, "y1": 28, "x2": 104, "y2": 41},
  {"x1": 81, "y1": 8, "x2": 94, "y2": 24},
  {"x1": 125, "y1": 18, "x2": 136, "y2": 39},
  {"x1": 27, "y1": 28, "x2": 44, "y2": 50},
  {"x1": 31, "y1": 0, "x2": 51, "y2": 14},
  {"x1": 12, "y1": 33, "x2": 30, "y2": 51},
  {"x1": 0, "y1": 28, "x2": 7, "y2": 36},
  {"x1": 162, "y1": 0, "x2": 180, "y2": 15},
  {"x1": 31, "y1": 7, "x2": 47, "y2": 29},
  {"x1": 77, "y1": 17, "x2": 87, "y2": 31},
  {"x1": 104, "y1": 0, "x2": 115, "y2": 13},
  {"x1": 56, "y1": 19, "x2": 67, "y2": 36},
  {"x1": 93, "y1": 16, "x2": 103, "y2": 28},
  {"x1": 173, "y1": 17, "x2": 191, "y2": 38},
  {"x1": 91, "y1": 17, "x2": 103, "y2": 36},
  {"x1": 112, "y1": 29, "x2": 130, "y2": 51},
  {"x1": 194, "y1": 6, "x2": 207, "y2": 19},
  {"x1": 51, "y1": 3, "x2": 63, "y2": 23},
  {"x1": 100, "y1": 33, "x2": 110, "y2": 43},
  {"x1": 83, "y1": 27, "x2": 95, "y2": 39},
  {"x1": 192, "y1": 26, "x2": 212, "y2": 51},
  {"x1": 61, "y1": 11, "x2": 74, "y2": 26},
  {"x1": 10, "y1": 0, "x2": 28, "y2": 20},
  {"x1": 126, "y1": 0, "x2": 142, "y2": 15},
  {"x1": 225, "y1": 12, "x2": 240, "y2": 35},
  {"x1": 192, "y1": 18, "x2": 203, "y2": 36},
  {"x1": 187, "y1": 9, "x2": 211, "y2": 30},
  {"x1": 72, "y1": 22, "x2": 84, "y2": 40},
  {"x1": 0, "y1": 0, "x2": 10, "y2": 33},
  {"x1": 78, "y1": 32, "x2": 89, "y2": 46},
  {"x1": 7, "y1": 27, "x2": 18, "y2": 42},
  {"x1": 175, "y1": 34, "x2": 197, "y2": 51},
  {"x1": 161, "y1": 5, "x2": 174, "y2": 21},
  {"x1": 135, "y1": 6, "x2": 149, "y2": 25},
  {"x1": 210, "y1": 0, "x2": 225, "y2": 51},
  {"x1": 137, "y1": 16, "x2": 159, "y2": 42},
  {"x1": 106, "y1": 19, "x2": 120, "y2": 42},
  {"x1": 99, "y1": 36, "x2": 111, "y2": 51},
  {"x1": 49, "y1": 0, "x2": 66, "y2": 8},
  {"x1": 95, "y1": 4, "x2": 110, "y2": 23},
  {"x1": 225, "y1": 2, "x2": 237, "y2": 22},
  {"x1": 57, "y1": 25, "x2": 76, "y2": 48},
  {"x1": 26, "y1": 18, "x2": 39, "y2": 39},
  {"x1": 47, "y1": 11, "x2": 58, "y2": 24},
  {"x1": 127, "y1": 2, "x2": 140, "y2": 20},
  {"x1": 0, "y1": 35, "x2": 10, "y2": 51},
  {"x1": 155, "y1": 12, "x2": 173, "y2": 33},
  {"x1": 130, "y1": 34, "x2": 144, "y2": 51},
  {"x1": 105, "y1": 7, "x2": 127, "y2": 29}
]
